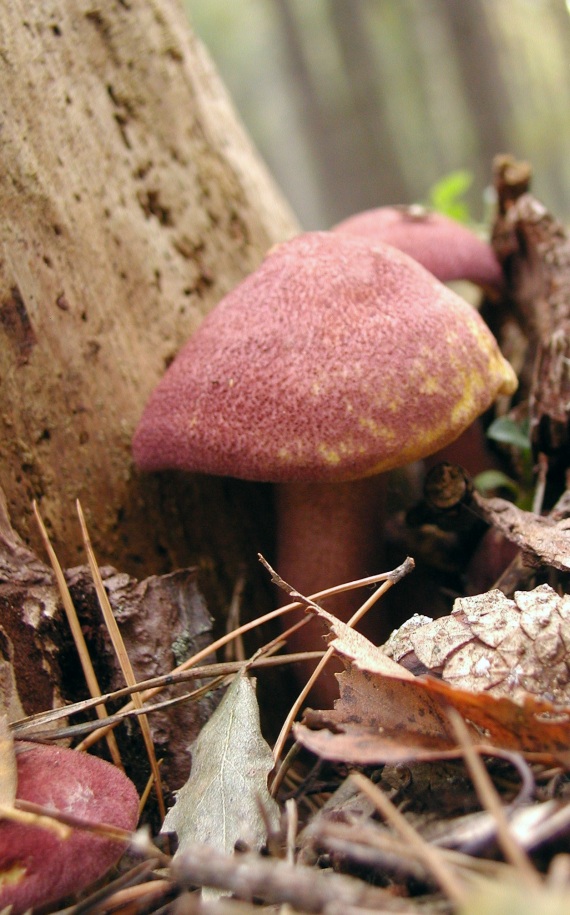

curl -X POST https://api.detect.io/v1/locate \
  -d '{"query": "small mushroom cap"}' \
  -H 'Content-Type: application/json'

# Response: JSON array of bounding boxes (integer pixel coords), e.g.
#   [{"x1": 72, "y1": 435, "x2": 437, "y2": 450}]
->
[
  {"x1": 0, "y1": 743, "x2": 139, "y2": 913},
  {"x1": 133, "y1": 232, "x2": 516, "y2": 483},
  {"x1": 333, "y1": 206, "x2": 503, "y2": 288}
]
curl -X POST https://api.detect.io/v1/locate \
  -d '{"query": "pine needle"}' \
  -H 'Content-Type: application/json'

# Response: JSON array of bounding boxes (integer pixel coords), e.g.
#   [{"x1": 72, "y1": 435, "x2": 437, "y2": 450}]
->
[
  {"x1": 447, "y1": 707, "x2": 542, "y2": 889},
  {"x1": 77, "y1": 568, "x2": 397, "y2": 753},
  {"x1": 351, "y1": 771, "x2": 468, "y2": 906},
  {"x1": 75, "y1": 499, "x2": 166, "y2": 820},
  {"x1": 33, "y1": 500, "x2": 123, "y2": 769}
]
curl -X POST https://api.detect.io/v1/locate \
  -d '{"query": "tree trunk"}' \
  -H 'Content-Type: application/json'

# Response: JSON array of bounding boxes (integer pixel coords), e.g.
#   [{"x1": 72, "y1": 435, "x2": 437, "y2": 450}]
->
[
  {"x1": 327, "y1": 0, "x2": 408, "y2": 212},
  {"x1": 436, "y1": 0, "x2": 511, "y2": 190},
  {"x1": 271, "y1": 0, "x2": 342, "y2": 227},
  {"x1": 0, "y1": 1, "x2": 298, "y2": 620}
]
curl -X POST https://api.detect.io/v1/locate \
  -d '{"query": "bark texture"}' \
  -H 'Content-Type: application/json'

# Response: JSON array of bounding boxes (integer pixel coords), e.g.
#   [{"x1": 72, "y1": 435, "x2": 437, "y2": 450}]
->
[
  {"x1": 0, "y1": 0, "x2": 298, "y2": 598},
  {"x1": 0, "y1": 480, "x2": 216, "y2": 799}
]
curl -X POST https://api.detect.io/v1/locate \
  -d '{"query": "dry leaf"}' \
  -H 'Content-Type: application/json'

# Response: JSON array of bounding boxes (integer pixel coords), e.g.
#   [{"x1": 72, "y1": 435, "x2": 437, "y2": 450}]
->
[
  {"x1": 297, "y1": 664, "x2": 570, "y2": 768},
  {"x1": 472, "y1": 493, "x2": 570, "y2": 572},
  {"x1": 295, "y1": 593, "x2": 570, "y2": 768},
  {"x1": 162, "y1": 672, "x2": 279, "y2": 895}
]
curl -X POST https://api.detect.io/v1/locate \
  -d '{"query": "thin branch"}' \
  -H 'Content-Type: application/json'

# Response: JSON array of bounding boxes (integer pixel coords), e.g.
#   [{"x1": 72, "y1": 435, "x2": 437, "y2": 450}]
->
[
  {"x1": 33, "y1": 500, "x2": 123, "y2": 768},
  {"x1": 270, "y1": 557, "x2": 415, "y2": 771},
  {"x1": 76, "y1": 568, "x2": 403, "y2": 752},
  {"x1": 76, "y1": 500, "x2": 165, "y2": 820},
  {"x1": 11, "y1": 652, "x2": 324, "y2": 738},
  {"x1": 171, "y1": 841, "x2": 401, "y2": 912}
]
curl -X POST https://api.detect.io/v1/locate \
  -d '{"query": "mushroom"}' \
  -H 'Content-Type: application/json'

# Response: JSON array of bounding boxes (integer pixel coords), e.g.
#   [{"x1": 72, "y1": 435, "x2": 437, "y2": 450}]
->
[
  {"x1": 133, "y1": 231, "x2": 517, "y2": 705},
  {"x1": 333, "y1": 204, "x2": 503, "y2": 291},
  {"x1": 0, "y1": 742, "x2": 139, "y2": 913},
  {"x1": 334, "y1": 205, "x2": 505, "y2": 474}
]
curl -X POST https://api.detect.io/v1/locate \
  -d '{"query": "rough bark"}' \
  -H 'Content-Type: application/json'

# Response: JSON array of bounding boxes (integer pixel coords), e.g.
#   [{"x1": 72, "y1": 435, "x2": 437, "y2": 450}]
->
[
  {"x1": 0, "y1": 0, "x2": 298, "y2": 617},
  {"x1": 0, "y1": 487, "x2": 63, "y2": 722},
  {"x1": 0, "y1": 480, "x2": 216, "y2": 799}
]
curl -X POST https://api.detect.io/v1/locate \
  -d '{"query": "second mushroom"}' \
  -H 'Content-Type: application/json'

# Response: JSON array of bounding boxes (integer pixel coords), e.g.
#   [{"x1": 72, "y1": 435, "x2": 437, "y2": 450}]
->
[{"x1": 133, "y1": 232, "x2": 517, "y2": 706}]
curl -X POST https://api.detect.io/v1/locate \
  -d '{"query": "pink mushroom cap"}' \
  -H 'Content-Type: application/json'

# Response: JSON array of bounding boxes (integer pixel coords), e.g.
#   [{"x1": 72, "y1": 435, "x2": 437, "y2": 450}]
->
[
  {"x1": 0, "y1": 742, "x2": 139, "y2": 913},
  {"x1": 133, "y1": 231, "x2": 516, "y2": 483},
  {"x1": 333, "y1": 205, "x2": 503, "y2": 288}
]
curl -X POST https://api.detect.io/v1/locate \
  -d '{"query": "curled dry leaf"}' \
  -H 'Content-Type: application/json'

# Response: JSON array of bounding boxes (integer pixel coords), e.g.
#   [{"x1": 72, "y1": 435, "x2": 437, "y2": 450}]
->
[
  {"x1": 472, "y1": 491, "x2": 570, "y2": 572},
  {"x1": 294, "y1": 587, "x2": 570, "y2": 769}
]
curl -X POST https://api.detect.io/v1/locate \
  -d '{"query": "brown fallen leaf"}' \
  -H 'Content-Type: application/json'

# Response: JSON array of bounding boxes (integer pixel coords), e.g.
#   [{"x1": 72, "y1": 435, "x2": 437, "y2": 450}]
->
[
  {"x1": 294, "y1": 594, "x2": 570, "y2": 769},
  {"x1": 471, "y1": 491, "x2": 570, "y2": 572},
  {"x1": 296, "y1": 666, "x2": 570, "y2": 768}
]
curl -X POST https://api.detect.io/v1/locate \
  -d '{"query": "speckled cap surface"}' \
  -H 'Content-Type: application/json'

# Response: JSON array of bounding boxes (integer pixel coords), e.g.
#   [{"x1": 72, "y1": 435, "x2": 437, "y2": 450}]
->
[
  {"x1": 334, "y1": 206, "x2": 503, "y2": 287},
  {"x1": 133, "y1": 232, "x2": 517, "y2": 483},
  {"x1": 0, "y1": 743, "x2": 139, "y2": 913}
]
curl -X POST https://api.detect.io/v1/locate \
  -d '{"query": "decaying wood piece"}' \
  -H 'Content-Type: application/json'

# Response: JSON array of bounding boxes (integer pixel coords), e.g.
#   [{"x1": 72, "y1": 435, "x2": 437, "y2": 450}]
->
[
  {"x1": 491, "y1": 155, "x2": 570, "y2": 466},
  {"x1": 471, "y1": 488, "x2": 570, "y2": 573},
  {"x1": 407, "y1": 461, "x2": 570, "y2": 597},
  {"x1": 0, "y1": 0, "x2": 298, "y2": 591},
  {"x1": 0, "y1": 483, "x2": 216, "y2": 794},
  {"x1": 65, "y1": 562, "x2": 216, "y2": 794},
  {"x1": 0, "y1": 486, "x2": 65, "y2": 721}
]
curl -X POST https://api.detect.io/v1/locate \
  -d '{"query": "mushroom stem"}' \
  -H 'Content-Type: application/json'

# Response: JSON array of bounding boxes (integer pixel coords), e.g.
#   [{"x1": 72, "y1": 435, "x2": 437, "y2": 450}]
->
[{"x1": 275, "y1": 475, "x2": 387, "y2": 706}]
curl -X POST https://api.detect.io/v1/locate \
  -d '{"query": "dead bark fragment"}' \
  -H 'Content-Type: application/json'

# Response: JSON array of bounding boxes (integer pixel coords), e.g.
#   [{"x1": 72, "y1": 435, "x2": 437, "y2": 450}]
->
[
  {"x1": 65, "y1": 562, "x2": 216, "y2": 793},
  {"x1": 0, "y1": 487, "x2": 66, "y2": 719},
  {"x1": 492, "y1": 155, "x2": 570, "y2": 466},
  {"x1": 0, "y1": 484, "x2": 215, "y2": 795},
  {"x1": 471, "y1": 489, "x2": 570, "y2": 572}
]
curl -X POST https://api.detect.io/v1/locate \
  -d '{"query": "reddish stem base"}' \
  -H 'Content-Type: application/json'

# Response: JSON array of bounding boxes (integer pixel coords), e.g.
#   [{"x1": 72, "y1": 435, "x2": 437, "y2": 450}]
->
[{"x1": 275, "y1": 475, "x2": 387, "y2": 707}]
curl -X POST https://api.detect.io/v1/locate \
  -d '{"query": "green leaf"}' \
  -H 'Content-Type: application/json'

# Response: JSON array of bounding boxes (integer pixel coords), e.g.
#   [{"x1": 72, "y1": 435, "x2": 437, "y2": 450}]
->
[
  {"x1": 486, "y1": 416, "x2": 532, "y2": 452},
  {"x1": 474, "y1": 470, "x2": 519, "y2": 498},
  {"x1": 428, "y1": 169, "x2": 474, "y2": 223}
]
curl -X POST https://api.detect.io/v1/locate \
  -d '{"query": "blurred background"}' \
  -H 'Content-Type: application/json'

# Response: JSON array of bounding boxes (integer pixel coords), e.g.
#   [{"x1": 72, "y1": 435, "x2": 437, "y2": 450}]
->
[{"x1": 184, "y1": 0, "x2": 570, "y2": 230}]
